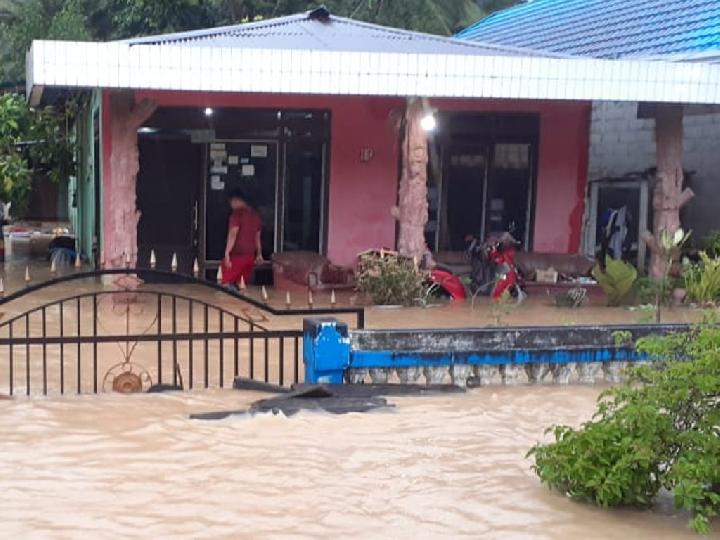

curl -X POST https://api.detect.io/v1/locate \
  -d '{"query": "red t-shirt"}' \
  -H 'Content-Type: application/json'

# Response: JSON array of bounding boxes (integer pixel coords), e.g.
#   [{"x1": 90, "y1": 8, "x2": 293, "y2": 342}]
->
[{"x1": 229, "y1": 208, "x2": 262, "y2": 256}]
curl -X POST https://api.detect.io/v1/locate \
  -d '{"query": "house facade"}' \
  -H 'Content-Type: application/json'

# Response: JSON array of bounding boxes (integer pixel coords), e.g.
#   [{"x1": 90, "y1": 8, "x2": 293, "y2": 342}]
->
[
  {"x1": 459, "y1": 0, "x2": 720, "y2": 256},
  {"x1": 25, "y1": 7, "x2": 720, "y2": 277}
]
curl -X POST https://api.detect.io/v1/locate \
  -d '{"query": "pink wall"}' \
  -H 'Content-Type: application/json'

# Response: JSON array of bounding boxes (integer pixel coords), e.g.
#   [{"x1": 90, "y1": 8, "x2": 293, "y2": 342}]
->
[
  {"x1": 122, "y1": 90, "x2": 401, "y2": 267},
  {"x1": 430, "y1": 98, "x2": 592, "y2": 253},
  {"x1": 102, "y1": 90, "x2": 590, "y2": 267}
]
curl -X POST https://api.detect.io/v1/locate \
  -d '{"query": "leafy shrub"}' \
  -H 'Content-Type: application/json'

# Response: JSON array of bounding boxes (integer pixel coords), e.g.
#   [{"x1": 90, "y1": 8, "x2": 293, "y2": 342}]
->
[
  {"x1": 702, "y1": 230, "x2": 720, "y2": 258},
  {"x1": 356, "y1": 252, "x2": 427, "y2": 306},
  {"x1": 592, "y1": 257, "x2": 638, "y2": 306},
  {"x1": 684, "y1": 252, "x2": 720, "y2": 304},
  {"x1": 631, "y1": 276, "x2": 673, "y2": 305},
  {"x1": 528, "y1": 325, "x2": 720, "y2": 534}
]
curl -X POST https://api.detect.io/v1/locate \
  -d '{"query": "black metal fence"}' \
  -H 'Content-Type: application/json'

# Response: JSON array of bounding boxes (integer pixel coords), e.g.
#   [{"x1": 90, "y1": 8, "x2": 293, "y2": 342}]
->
[{"x1": 0, "y1": 267, "x2": 364, "y2": 396}]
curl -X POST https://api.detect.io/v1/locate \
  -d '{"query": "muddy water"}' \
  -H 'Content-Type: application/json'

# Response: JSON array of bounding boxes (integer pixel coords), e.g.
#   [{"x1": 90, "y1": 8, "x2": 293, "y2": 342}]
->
[{"x1": 0, "y1": 387, "x2": 702, "y2": 539}]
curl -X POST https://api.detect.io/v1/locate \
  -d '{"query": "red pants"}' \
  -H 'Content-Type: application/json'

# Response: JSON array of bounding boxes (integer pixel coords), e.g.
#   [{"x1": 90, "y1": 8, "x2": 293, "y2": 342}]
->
[{"x1": 222, "y1": 255, "x2": 255, "y2": 285}]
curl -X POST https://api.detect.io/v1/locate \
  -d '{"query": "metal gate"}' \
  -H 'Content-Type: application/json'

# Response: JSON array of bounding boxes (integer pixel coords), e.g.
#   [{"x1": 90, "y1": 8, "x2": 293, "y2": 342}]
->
[{"x1": 0, "y1": 266, "x2": 364, "y2": 396}]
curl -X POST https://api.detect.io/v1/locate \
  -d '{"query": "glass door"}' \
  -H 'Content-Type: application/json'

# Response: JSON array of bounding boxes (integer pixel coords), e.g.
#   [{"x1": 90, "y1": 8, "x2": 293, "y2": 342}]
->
[
  {"x1": 438, "y1": 145, "x2": 489, "y2": 251},
  {"x1": 485, "y1": 143, "x2": 533, "y2": 248},
  {"x1": 280, "y1": 141, "x2": 326, "y2": 252}
]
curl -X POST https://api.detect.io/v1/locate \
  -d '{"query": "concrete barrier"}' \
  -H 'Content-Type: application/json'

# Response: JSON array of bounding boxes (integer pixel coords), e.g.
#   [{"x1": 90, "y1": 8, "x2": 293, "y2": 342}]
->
[{"x1": 303, "y1": 319, "x2": 690, "y2": 386}]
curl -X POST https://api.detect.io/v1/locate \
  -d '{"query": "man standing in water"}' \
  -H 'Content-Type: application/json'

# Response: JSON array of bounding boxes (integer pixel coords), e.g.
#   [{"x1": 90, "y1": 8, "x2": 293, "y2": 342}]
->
[{"x1": 222, "y1": 189, "x2": 263, "y2": 290}]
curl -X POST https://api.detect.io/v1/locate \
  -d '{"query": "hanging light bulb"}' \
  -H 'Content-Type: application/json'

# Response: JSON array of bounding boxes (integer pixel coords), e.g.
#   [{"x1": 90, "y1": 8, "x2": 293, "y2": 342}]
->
[{"x1": 420, "y1": 112, "x2": 437, "y2": 132}]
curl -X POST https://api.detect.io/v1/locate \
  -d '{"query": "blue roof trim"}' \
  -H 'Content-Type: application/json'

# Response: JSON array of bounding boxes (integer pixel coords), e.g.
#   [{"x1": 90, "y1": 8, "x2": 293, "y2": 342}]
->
[{"x1": 457, "y1": 0, "x2": 720, "y2": 59}]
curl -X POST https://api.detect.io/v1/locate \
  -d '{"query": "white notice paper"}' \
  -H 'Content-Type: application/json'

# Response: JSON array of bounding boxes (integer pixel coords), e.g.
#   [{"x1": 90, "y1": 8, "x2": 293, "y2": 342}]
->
[
  {"x1": 250, "y1": 145, "x2": 268, "y2": 158},
  {"x1": 210, "y1": 175, "x2": 225, "y2": 190},
  {"x1": 241, "y1": 164, "x2": 255, "y2": 177},
  {"x1": 228, "y1": 155, "x2": 239, "y2": 165},
  {"x1": 211, "y1": 166, "x2": 228, "y2": 174},
  {"x1": 210, "y1": 143, "x2": 226, "y2": 151}
]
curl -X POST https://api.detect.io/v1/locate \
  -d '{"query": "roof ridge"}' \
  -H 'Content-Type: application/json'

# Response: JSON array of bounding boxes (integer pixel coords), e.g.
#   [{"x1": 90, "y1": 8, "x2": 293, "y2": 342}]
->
[
  {"x1": 118, "y1": 9, "x2": 562, "y2": 58},
  {"x1": 119, "y1": 12, "x2": 307, "y2": 45}
]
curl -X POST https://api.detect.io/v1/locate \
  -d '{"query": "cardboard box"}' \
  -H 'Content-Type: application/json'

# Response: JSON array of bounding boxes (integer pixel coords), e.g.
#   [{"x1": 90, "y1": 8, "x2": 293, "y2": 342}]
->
[{"x1": 535, "y1": 268, "x2": 559, "y2": 284}]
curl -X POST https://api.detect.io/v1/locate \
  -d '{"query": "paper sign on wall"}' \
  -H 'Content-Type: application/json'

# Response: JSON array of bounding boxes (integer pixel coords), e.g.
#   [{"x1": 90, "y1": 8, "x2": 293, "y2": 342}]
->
[
  {"x1": 210, "y1": 150, "x2": 227, "y2": 160},
  {"x1": 211, "y1": 166, "x2": 228, "y2": 174},
  {"x1": 228, "y1": 155, "x2": 239, "y2": 165},
  {"x1": 241, "y1": 164, "x2": 255, "y2": 177},
  {"x1": 210, "y1": 175, "x2": 225, "y2": 190},
  {"x1": 240, "y1": 158, "x2": 250, "y2": 164},
  {"x1": 210, "y1": 143, "x2": 226, "y2": 151},
  {"x1": 250, "y1": 145, "x2": 268, "y2": 158}
]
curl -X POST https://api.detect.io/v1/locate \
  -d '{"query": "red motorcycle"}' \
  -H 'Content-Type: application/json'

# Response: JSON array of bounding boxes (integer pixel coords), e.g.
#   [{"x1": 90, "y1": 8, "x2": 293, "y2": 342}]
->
[{"x1": 430, "y1": 232, "x2": 526, "y2": 302}]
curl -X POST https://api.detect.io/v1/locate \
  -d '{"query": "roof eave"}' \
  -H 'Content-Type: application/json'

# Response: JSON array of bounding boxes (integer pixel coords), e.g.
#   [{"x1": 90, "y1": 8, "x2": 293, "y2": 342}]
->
[{"x1": 25, "y1": 39, "x2": 720, "y2": 105}]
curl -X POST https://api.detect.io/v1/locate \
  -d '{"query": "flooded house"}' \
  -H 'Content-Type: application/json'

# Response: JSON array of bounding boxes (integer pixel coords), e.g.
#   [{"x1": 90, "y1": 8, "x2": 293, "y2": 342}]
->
[{"x1": 24, "y1": 5, "x2": 720, "y2": 281}]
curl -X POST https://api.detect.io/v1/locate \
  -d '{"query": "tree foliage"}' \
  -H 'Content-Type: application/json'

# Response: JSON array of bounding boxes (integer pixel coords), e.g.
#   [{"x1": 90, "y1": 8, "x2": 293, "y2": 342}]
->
[
  {"x1": 0, "y1": 93, "x2": 75, "y2": 214},
  {"x1": 528, "y1": 324, "x2": 720, "y2": 534},
  {"x1": 0, "y1": 0, "x2": 91, "y2": 85}
]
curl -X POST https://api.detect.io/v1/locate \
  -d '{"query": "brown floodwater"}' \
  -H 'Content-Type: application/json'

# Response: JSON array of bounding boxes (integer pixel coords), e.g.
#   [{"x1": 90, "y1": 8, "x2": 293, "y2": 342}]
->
[{"x1": 0, "y1": 386, "x2": 706, "y2": 539}]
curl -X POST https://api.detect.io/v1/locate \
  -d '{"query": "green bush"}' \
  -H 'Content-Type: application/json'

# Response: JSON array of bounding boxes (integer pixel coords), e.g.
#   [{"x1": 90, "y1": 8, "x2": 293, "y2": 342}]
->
[
  {"x1": 701, "y1": 231, "x2": 720, "y2": 258},
  {"x1": 356, "y1": 252, "x2": 427, "y2": 306},
  {"x1": 684, "y1": 252, "x2": 720, "y2": 304},
  {"x1": 631, "y1": 276, "x2": 673, "y2": 305},
  {"x1": 528, "y1": 325, "x2": 720, "y2": 534},
  {"x1": 592, "y1": 257, "x2": 638, "y2": 306}
]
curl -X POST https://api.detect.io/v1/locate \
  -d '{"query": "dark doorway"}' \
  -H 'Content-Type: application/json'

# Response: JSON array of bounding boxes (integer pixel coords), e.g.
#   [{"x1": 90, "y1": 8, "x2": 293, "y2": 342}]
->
[
  {"x1": 433, "y1": 113, "x2": 538, "y2": 251},
  {"x1": 441, "y1": 146, "x2": 487, "y2": 251},
  {"x1": 204, "y1": 140, "x2": 278, "y2": 263},
  {"x1": 137, "y1": 107, "x2": 330, "y2": 280},
  {"x1": 137, "y1": 132, "x2": 202, "y2": 274}
]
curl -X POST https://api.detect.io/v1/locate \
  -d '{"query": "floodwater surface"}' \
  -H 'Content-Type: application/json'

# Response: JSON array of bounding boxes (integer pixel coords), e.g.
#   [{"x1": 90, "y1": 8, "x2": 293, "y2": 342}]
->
[{"x1": 0, "y1": 386, "x2": 705, "y2": 539}]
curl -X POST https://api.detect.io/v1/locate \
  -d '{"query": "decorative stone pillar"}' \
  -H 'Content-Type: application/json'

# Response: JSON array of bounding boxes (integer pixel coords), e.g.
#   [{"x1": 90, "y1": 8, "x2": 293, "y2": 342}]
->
[
  {"x1": 642, "y1": 104, "x2": 693, "y2": 280},
  {"x1": 104, "y1": 91, "x2": 157, "y2": 268},
  {"x1": 391, "y1": 97, "x2": 429, "y2": 260}
]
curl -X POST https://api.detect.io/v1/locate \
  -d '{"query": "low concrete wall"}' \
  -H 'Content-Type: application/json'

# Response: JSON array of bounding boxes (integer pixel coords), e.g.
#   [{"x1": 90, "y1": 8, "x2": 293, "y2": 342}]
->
[{"x1": 304, "y1": 319, "x2": 690, "y2": 387}]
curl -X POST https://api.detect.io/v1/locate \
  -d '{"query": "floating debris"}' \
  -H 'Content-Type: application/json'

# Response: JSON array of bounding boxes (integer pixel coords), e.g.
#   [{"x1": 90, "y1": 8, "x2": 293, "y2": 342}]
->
[{"x1": 190, "y1": 383, "x2": 463, "y2": 420}]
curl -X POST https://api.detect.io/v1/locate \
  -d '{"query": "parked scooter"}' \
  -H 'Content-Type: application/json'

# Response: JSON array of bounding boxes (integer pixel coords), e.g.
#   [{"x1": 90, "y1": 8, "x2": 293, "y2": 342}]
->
[{"x1": 429, "y1": 232, "x2": 526, "y2": 302}]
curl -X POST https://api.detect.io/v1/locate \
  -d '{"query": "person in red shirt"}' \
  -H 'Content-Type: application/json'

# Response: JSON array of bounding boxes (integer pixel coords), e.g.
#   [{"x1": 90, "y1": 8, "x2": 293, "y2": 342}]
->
[{"x1": 222, "y1": 189, "x2": 263, "y2": 289}]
